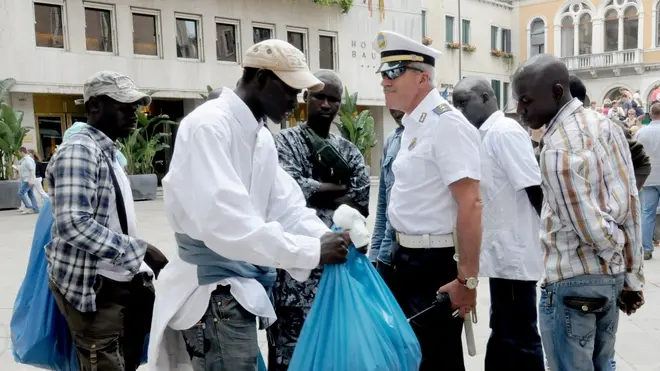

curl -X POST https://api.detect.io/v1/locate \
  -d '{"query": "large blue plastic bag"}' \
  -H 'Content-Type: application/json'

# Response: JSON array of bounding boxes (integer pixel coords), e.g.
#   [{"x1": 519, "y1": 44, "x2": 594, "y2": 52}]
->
[
  {"x1": 11, "y1": 198, "x2": 151, "y2": 369},
  {"x1": 288, "y1": 235, "x2": 422, "y2": 370},
  {"x1": 11, "y1": 199, "x2": 78, "y2": 371}
]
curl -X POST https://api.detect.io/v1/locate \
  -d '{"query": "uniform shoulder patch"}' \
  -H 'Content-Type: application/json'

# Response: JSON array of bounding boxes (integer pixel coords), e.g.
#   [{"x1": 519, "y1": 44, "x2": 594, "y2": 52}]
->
[{"x1": 432, "y1": 103, "x2": 451, "y2": 116}]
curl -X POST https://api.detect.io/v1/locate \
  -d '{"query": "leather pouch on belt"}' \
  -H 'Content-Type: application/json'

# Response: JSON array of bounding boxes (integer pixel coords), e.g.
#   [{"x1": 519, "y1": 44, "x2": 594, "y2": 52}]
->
[{"x1": 563, "y1": 296, "x2": 608, "y2": 313}]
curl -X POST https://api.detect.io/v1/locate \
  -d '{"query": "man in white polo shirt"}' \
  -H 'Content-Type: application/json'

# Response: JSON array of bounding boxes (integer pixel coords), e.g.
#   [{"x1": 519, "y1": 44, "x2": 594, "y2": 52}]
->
[
  {"x1": 374, "y1": 31, "x2": 482, "y2": 371},
  {"x1": 453, "y1": 76, "x2": 545, "y2": 371}
]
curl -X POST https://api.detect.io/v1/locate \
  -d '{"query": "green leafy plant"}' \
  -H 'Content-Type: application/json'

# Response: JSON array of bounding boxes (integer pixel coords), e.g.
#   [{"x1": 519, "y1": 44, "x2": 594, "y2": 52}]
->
[
  {"x1": 117, "y1": 110, "x2": 176, "y2": 175},
  {"x1": 0, "y1": 78, "x2": 29, "y2": 180},
  {"x1": 336, "y1": 87, "x2": 377, "y2": 165},
  {"x1": 462, "y1": 44, "x2": 477, "y2": 53},
  {"x1": 200, "y1": 85, "x2": 214, "y2": 100},
  {"x1": 312, "y1": 0, "x2": 353, "y2": 14},
  {"x1": 502, "y1": 53, "x2": 515, "y2": 70}
]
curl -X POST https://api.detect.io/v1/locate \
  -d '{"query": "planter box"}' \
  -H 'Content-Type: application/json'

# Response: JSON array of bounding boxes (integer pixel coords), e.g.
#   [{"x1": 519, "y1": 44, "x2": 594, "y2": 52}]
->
[
  {"x1": 128, "y1": 174, "x2": 157, "y2": 201},
  {"x1": 0, "y1": 180, "x2": 21, "y2": 210}
]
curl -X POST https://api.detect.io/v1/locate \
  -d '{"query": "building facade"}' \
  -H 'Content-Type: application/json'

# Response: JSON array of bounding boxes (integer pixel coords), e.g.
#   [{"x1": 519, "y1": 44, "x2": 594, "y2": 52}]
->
[
  {"x1": 518, "y1": 0, "x2": 660, "y2": 107},
  {"x1": 1, "y1": 0, "x2": 433, "y2": 175},
  {"x1": 432, "y1": 0, "x2": 519, "y2": 113}
]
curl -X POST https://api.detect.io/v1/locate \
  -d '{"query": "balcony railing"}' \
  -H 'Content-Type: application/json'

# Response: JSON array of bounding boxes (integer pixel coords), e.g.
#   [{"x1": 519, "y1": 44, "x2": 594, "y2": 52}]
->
[{"x1": 562, "y1": 49, "x2": 642, "y2": 70}]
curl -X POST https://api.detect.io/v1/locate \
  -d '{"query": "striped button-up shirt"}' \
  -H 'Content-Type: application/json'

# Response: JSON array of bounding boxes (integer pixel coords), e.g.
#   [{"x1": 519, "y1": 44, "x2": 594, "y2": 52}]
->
[
  {"x1": 46, "y1": 125, "x2": 148, "y2": 312},
  {"x1": 539, "y1": 98, "x2": 644, "y2": 291}
]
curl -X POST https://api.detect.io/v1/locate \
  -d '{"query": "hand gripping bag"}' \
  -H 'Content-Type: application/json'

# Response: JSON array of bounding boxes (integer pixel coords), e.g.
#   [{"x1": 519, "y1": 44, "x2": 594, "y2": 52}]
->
[{"x1": 288, "y1": 227, "x2": 422, "y2": 371}]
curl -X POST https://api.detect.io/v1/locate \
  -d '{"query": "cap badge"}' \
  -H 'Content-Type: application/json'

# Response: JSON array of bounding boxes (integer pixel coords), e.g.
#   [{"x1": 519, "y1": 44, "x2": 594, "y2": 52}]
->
[
  {"x1": 408, "y1": 137, "x2": 417, "y2": 150},
  {"x1": 376, "y1": 32, "x2": 387, "y2": 49}
]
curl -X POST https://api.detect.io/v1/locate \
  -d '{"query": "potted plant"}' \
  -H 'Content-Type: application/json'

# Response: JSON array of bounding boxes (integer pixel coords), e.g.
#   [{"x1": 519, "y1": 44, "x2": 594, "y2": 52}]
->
[
  {"x1": 462, "y1": 44, "x2": 477, "y2": 53},
  {"x1": 446, "y1": 41, "x2": 461, "y2": 50},
  {"x1": 312, "y1": 0, "x2": 353, "y2": 13},
  {"x1": 117, "y1": 109, "x2": 176, "y2": 201},
  {"x1": 0, "y1": 78, "x2": 29, "y2": 210},
  {"x1": 490, "y1": 49, "x2": 504, "y2": 57},
  {"x1": 336, "y1": 87, "x2": 377, "y2": 175}
]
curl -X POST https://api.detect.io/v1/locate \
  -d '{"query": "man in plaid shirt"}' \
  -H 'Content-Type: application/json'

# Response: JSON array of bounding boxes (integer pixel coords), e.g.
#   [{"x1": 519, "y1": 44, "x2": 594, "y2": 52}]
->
[
  {"x1": 46, "y1": 71, "x2": 167, "y2": 371},
  {"x1": 513, "y1": 55, "x2": 644, "y2": 371}
]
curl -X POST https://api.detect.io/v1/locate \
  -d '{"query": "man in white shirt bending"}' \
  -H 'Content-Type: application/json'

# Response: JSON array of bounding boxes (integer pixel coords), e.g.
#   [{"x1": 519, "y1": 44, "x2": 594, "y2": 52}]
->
[
  {"x1": 452, "y1": 76, "x2": 545, "y2": 371},
  {"x1": 148, "y1": 39, "x2": 350, "y2": 371}
]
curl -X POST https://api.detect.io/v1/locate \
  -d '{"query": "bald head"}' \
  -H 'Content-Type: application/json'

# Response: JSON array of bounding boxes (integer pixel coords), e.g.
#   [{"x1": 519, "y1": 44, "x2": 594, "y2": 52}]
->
[
  {"x1": 453, "y1": 76, "x2": 499, "y2": 128},
  {"x1": 512, "y1": 54, "x2": 572, "y2": 129}
]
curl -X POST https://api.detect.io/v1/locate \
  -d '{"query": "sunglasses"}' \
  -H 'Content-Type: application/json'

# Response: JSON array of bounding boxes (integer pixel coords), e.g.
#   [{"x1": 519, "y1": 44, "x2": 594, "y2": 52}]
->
[{"x1": 381, "y1": 66, "x2": 423, "y2": 80}]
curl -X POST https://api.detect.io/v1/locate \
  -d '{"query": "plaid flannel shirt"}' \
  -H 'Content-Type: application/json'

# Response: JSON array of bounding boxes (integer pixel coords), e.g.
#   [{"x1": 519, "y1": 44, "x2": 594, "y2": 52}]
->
[
  {"x1": 45, "y1": 125, "x2": 147, "y2": 312},
  {"x1": 539, "y1": 98, "x2": 644, "y2": 291}
]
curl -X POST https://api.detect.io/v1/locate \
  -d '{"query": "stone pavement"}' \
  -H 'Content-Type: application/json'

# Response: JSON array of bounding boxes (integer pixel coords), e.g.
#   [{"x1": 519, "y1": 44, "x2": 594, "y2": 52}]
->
[{"x1": 2, "y1": 194, "x2": 660, "y2": 370}]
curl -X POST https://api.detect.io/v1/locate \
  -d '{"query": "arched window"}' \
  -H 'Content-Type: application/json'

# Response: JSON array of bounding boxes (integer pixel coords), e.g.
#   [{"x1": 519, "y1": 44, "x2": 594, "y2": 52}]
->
[
  {"x1": 579, "y1": 13, "x2": 593, "y2": 54},
  {"x1": 624, "y1": 6, "x2": 639, "y2": 50},
  {"x1": 530, "y1": 18, "x2": 545, "y2": 56},
  {"x1": 604, "y1": 9, "x2": 619, "y2": 51},
  {"x1": 603, "y1": 0, "x2": 641, "y2": 51},
  {"x1": 557, "y1": 2, "x2": 593, "y2": 57},
  {"x1": 561, "y1": 16, "x2": 574, "y2": 56}
]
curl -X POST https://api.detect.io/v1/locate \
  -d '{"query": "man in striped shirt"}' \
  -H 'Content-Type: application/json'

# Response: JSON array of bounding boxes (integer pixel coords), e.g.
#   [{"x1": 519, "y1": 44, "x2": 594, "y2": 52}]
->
[{"x1": 512, "y1": 54, "x2": 644, "y2": 371}]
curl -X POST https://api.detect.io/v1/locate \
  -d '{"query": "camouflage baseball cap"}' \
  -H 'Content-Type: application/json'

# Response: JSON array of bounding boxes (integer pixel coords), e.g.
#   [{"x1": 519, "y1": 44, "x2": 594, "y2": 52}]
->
[{"x1": 75, "y1": 71, "x2": 151, "y2": 106}]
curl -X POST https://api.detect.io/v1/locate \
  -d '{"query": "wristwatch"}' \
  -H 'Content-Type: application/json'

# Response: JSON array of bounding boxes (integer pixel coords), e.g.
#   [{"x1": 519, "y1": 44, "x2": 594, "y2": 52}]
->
[{"x1": 457, "y1": 276, "x2": 479, "y2": 290}]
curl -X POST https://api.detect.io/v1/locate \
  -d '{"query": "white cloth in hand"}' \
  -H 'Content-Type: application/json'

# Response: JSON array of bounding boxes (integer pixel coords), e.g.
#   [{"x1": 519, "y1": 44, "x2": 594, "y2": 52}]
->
[{"x1": 332, "y1": 204, "x2": 371, "y2": 248}]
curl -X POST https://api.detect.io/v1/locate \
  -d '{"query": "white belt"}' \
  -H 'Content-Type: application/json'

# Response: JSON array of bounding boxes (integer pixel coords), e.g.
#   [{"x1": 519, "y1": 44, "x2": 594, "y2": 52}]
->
[{"x1": 396, "y1": 232, "x2": 454, "y2": 249}]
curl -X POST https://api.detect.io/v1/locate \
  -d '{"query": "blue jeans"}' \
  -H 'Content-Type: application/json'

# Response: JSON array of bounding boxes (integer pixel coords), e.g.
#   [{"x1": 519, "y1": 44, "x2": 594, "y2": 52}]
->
[
  {"x1": 18, "y1": 181, "x2": 39, "y2": 212},
  {"x1": 484, "y1": 278, "x2": 544, "y2": 371},
  {"x1": 539, "y1": 274, "x2": 624, "y2": 371},
  {"x1": 641, "y1": 186, "x2": 660, "y2": 253},
  {"x1": 181, "y1": 286, "x2": 259, "y2": 371}
]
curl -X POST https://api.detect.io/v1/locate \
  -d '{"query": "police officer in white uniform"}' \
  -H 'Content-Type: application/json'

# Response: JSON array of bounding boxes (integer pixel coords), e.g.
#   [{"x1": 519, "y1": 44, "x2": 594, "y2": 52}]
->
[{"x1": 374, "y1": 31, "x2": 482, "y2": 371}]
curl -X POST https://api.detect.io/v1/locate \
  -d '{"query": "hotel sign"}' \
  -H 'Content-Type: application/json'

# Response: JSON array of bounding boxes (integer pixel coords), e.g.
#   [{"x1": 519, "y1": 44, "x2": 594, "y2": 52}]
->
[{"x1": 351, "y1": 40, "x2": 379, "y2": 69}]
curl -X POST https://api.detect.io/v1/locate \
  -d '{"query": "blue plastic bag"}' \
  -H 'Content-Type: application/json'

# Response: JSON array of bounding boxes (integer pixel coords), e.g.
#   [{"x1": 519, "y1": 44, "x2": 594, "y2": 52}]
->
[
  {"x1": 258, "y1": 351, "x2": 267, "y2": 371},
  {"x1": 288, "y1": 227, "x2": 422, "y2": 371},
  {"x1": 11, "y1": 199, "x2": 77, "y2": 371},
  {"x1": 11, "y1": 199, "x2": 151, "y2": 369}
]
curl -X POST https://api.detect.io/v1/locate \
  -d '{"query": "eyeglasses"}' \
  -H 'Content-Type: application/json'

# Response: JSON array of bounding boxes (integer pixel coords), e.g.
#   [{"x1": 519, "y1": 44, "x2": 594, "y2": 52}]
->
[{"x1": 381, "y1": 66, "x2": 423, "y2": 81}]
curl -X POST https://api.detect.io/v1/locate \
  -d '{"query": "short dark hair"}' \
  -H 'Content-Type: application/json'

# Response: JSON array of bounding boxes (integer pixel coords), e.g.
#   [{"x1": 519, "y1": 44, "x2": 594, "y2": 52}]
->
[
  {"x1": 19, "y1": 147, "x2": 27, "y2": 153},
  {"x1": 569, "y1": 75, "x2": 587, "y2": 103}
]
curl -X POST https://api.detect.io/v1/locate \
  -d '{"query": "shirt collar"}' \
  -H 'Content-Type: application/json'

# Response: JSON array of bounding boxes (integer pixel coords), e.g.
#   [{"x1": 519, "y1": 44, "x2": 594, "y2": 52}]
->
[
  {"x1": 650, "y1": 120, "x2": 660, "y2": 125},
  {"x1": 480, "y1": 111, "x2": 504, "y2": 132},
  {"x1": 543, "y1": 98, "x2": 583, "y2": 140},
  {"x1": 81, "y1": 125, "x2": 118, "y2": 158},
  {"x1": 403, "y1": 89, "x2": 443, "y2": 127},
  {"x1": 218, "y1": 87, "x2": 264, "y2": 134}
]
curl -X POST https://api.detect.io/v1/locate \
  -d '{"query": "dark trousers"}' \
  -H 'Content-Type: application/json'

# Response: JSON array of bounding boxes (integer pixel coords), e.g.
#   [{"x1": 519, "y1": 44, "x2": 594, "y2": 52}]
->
[
  {"x1": 485, "y1": 278, "x2": 544, "y2": 371},
  {"x1": 393, "y1": 247, "x2": 465, "y2": 371},
  {"x1": 376, "y1": 261, "x2": 403, "y2": 307},
  {"x1": 49, "y1": 274, "x2": 153, "y2": 371}
]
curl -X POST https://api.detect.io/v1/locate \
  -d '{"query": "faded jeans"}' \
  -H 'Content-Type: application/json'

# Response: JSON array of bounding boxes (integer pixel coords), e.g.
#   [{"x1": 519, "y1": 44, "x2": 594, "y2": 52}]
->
[
  {"x1": 539, "y1": 274, "x2": 624, "y2": 371},
  {"x1": 641, "y1": 186, "x2": 660, "y2": 253},
  {"x1": 18, "y1": 181, "x2": 39, "y2": 212},
  {"x1": 181, "y1": 286, "x2": 259, "y2": 371}
]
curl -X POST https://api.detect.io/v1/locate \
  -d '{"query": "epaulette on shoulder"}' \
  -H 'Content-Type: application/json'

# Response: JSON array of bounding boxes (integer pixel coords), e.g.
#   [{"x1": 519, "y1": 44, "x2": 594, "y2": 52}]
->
[{"x1": 432, "y1": 103, "x2": 451, "y2": 116}]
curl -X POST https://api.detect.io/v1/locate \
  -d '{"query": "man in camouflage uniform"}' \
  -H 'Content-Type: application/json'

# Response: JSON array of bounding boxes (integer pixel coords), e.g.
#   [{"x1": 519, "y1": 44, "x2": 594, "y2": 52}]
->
[{"x1": 268, "y1": 70, "x2": 371, "y2": 370}]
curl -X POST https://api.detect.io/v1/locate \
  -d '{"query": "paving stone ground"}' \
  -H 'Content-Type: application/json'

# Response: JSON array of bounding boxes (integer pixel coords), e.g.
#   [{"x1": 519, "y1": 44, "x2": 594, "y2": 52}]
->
[{"x1": 2, "y1": 190, "x2": 660, "y2": 370}]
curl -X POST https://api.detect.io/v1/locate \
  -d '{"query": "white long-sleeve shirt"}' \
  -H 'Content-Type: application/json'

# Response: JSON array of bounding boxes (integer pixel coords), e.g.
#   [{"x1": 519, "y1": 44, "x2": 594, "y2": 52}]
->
[{"x1": 149, "y1": 88, "x2": 330, "y2": 370}]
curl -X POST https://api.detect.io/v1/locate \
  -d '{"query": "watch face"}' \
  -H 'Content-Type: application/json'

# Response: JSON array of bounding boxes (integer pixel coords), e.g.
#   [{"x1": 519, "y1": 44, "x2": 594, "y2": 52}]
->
[{"x1": 466, "y1": 277, "x2": 479, "y2": 289}]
